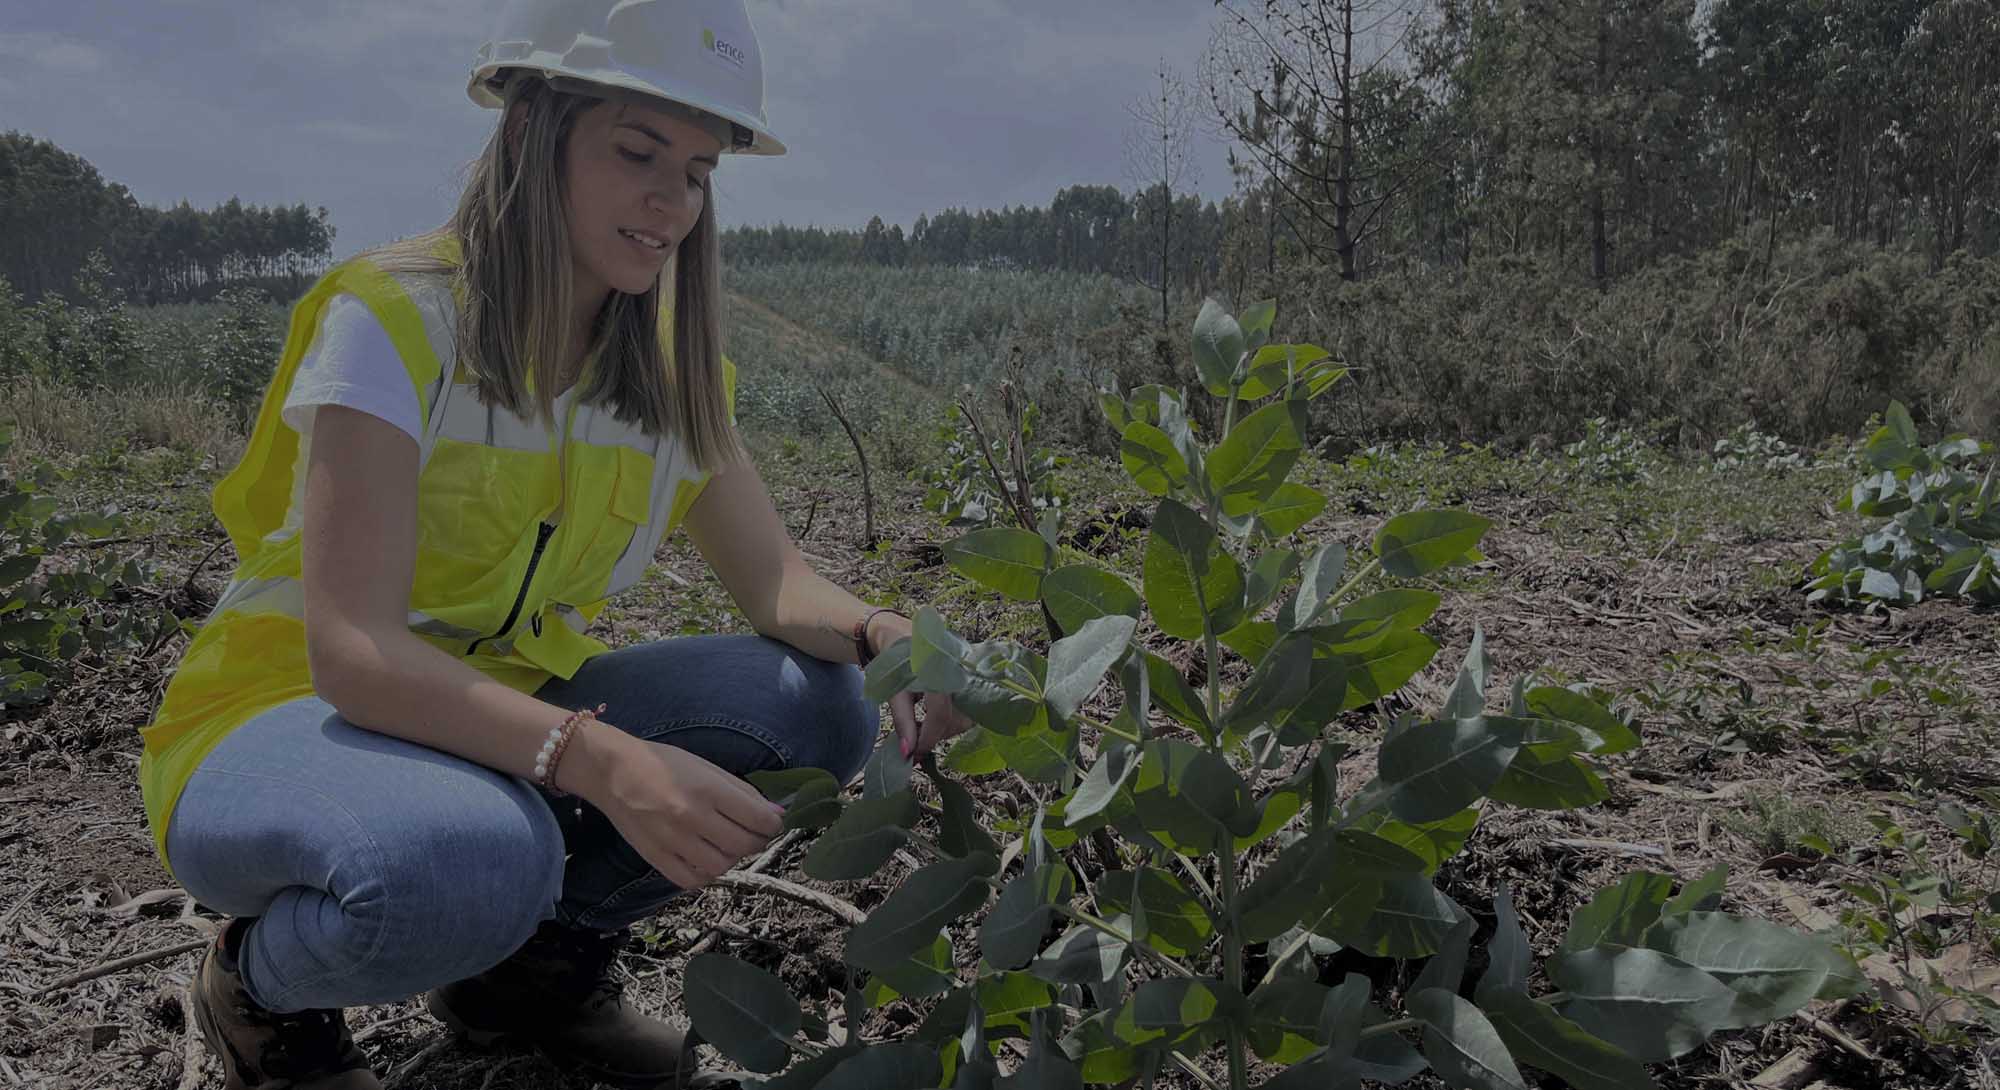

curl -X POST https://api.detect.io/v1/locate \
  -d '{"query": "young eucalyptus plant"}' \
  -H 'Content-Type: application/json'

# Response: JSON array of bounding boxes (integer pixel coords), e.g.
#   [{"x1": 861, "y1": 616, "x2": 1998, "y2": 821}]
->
[{"x1": 685, "y1": 301, "x2": 1862, "y2": 1090}]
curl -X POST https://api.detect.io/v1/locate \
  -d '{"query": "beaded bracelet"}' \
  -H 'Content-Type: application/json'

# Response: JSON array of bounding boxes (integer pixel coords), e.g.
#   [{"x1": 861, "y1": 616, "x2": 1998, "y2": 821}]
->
[{"x1": 535, "y1": 701, "x2": 607, "y2": 797}]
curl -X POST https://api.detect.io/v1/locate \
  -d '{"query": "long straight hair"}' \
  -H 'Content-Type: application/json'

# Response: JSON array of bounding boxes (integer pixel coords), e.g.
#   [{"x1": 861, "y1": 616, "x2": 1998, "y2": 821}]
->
[{"x1": 369, "y1": 73, "x2": 744, "y2": 472}]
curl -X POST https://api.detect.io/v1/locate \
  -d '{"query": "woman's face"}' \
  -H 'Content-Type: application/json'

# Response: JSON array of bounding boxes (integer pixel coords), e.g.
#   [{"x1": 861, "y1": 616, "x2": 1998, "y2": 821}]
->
[{"x1": 561, "y1": 97, "x2": 723, "y2": 300}]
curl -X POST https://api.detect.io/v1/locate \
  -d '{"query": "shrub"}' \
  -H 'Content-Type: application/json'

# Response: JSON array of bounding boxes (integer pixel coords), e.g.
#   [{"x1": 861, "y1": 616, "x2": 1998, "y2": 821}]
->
[
  {"x1": 689, "y1": 300, "x2": 1861, "y2": 1090},
  {"x1": 1807, "y1": 402, "x2": 1999, "y2": 606}
]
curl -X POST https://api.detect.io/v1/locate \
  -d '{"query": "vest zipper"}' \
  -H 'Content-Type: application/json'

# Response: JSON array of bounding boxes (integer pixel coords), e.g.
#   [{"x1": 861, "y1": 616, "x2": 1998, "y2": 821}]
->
[{"x1": 467, "y1": 519, "x2": 556, "y2": 657}]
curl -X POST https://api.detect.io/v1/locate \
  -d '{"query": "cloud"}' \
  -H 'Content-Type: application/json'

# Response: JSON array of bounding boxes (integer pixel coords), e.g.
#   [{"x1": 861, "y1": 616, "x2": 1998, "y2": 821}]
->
[{"x1": 0, "y1": 32, "x2": 107, "y2": 74}]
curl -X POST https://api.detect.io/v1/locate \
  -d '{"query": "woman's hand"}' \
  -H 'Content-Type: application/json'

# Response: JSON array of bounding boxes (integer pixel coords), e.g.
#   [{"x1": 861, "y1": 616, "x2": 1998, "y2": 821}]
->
[
  {"x1": 565, "y1": 724, "x2": 784, "y2": 890},
  {"x1": 867, "y1": 611, "x2": 975, "y2": 758},
  {"x1": 888, "y1": 690, "x2": 974, "y2": 759}
]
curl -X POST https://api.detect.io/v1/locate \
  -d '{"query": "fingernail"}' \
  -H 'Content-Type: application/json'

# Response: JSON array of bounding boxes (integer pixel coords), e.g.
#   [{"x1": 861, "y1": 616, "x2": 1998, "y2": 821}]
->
[{"x1": 899, "y1": 738, "x2": 911, "y2": 758}]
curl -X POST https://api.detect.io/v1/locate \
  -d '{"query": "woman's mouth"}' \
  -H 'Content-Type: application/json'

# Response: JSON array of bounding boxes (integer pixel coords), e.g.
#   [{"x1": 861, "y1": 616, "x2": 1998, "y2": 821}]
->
[{"x1": 619, "y1": 227, "x2": 669, "y2": 253}]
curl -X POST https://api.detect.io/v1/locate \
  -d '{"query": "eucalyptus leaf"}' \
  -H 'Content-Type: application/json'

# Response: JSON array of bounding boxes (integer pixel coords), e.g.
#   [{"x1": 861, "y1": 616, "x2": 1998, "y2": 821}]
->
[
  {"x1": 1478, "y1": 992, "x2": 1656, "y2": 1090},
  {"x1": 1144, "y1": 498, "x2": 1247, "y2": 641},
  {"x1": 1549, "y1": 946, "x2": 1739, "y2": 1062},
  {"x1": 1257, "y1": 483, "x2": 1329, "y2": 538},
  {"x1": 1476, "y1": 886, "x2": 1531, "y2": 1003},
  {"x1": 1408, "y1": 987, "x2": 1528, "y2": 1090},
  {"x1": 747, "y1": 767, "x2": 845, "y2": 832},
  {"x1": 945, "y1": 527, "x2": 1051, "y2": 602},
  {"x1": 1097, "y1": 868, "x2": 1215, "y2": 957},
  {"x1": 683, "y1": 953, "x2": 803, "y2": 1074},
  {"x1": 1378, "y1": 716, "x2": 1524, "y2": 824},
  {"x1": 1562, "y1": 872, "x2": 1673, "y2": 953},
  {"x1": 1643, "y1": 911, "x2": 1864, "y2": 1027},
  {"x1": 1042, "y1": 564, "x2": 1142, "y2": 637},
  {"x1": 802, "y1": 791, "x2": 920, "y2": 880},
  {"x1": 1044, "y1": 614, "x2": 1138, "y2": 720},
  {"x1": 846, "y1": 853, "x2": 997, "y2": 971},
  {"x1": 1193, "y1": 298, "x2": 1247, "y2": 395},
  {"x1": 981, "y1": 863, "x2": 1075, "y2": 969},
  {"x1": 1373, "y1": 510, "x2": 1492, "y2": 579},
  {"x1": 1029, "y1": 921, "x2": 1129, "y2": 987},
  {"x1": 1210, "y1": 400, "x2": 1306, "y2": 516}
]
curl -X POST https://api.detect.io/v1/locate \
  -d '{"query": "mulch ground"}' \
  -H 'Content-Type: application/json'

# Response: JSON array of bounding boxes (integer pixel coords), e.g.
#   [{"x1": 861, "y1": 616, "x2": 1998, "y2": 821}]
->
[{"x1": 3, "y1": 438, "x2": 1997, "y2": 1090}]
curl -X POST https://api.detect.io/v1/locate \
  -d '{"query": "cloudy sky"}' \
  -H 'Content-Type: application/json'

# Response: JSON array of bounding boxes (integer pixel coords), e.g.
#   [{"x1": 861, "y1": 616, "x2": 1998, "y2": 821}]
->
[{"x1": 4, "y1": 0, "x2": 1247, "y2": 259}]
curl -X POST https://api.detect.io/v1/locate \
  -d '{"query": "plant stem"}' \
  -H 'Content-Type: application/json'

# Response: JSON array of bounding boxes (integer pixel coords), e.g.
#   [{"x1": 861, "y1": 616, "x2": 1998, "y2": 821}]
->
[
  {"x1": 1219, "y1": 838, "x2": 1248, "y2": 1090},
  {"x1": 1051, "y1": 903, "x2": 1196, "y2": 979},
  {"x1": 1322, "y1": 557, "x2": 1383, "y2": 620},
  {"x1": 1223, "y1": 385, "x2": 1241, "y2": 442},
  {"x1": 1357, "y1": 1018, "x2": 1420, "y2": 1040}
]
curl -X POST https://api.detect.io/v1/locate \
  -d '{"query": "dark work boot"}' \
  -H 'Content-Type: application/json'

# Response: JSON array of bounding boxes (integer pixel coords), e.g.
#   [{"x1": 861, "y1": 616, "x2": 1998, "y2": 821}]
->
[
  {"x1": 425, "y1": 919, "x2": 697, "y2": 1089},
  {"x1": 189, "y1": 918, "x2": 381, "y2": 1089}
]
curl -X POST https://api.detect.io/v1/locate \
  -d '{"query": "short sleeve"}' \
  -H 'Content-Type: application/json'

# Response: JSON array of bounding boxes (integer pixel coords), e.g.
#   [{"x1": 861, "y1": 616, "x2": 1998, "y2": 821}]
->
[{"x1": 281, "y1": 293, "x2": 423, "y2": 444}]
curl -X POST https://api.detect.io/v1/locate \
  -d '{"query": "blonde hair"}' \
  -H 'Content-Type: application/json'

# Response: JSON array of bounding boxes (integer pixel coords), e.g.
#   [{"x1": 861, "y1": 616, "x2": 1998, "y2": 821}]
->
[{"x1": 370, "y1": 73, "x2": 744, "y2": 471}]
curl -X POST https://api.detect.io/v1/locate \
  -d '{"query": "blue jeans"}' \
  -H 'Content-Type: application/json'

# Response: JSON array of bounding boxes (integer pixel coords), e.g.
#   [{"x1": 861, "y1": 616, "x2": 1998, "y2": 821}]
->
[{"x1": 164, "y1": 635, "x2": 878, "y2": 1014}]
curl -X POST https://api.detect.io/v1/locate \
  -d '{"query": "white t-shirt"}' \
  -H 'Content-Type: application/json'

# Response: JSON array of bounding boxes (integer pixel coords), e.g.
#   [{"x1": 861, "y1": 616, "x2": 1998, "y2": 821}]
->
[{"x1": 281, "y1": 293, "x2": 423, "y2": 444}]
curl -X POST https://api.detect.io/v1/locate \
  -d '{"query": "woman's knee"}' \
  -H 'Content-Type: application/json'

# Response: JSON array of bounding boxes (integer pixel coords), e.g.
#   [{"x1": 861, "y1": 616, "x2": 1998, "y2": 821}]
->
[{"x1": 782, "y1": 651, "x2": 877, "y2": 785}]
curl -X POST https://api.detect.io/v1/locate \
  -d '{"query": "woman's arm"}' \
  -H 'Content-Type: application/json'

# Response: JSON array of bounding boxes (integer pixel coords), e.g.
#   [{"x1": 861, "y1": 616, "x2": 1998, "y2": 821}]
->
[
  {"x1": 681, "y1": 451, "x2": 902, "y2": 662},
  {"x1": 301, "y1": 405, "x2": 780, "y2": 887},
  {"x1": 683, "y1": 448, "x2": 973, "y2": 755}
]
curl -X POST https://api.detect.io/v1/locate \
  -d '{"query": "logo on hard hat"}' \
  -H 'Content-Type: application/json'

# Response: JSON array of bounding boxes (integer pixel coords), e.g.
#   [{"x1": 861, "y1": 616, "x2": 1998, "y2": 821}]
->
[{"x1": 703, "y1": 28, "x2": 746, "y2": 69}]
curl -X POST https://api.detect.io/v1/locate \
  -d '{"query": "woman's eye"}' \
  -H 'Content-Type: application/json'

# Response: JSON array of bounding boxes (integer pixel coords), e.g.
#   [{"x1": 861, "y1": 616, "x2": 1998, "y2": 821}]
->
[{"x1": 617, "y1": 147, "x2": 652, "y2": 165}]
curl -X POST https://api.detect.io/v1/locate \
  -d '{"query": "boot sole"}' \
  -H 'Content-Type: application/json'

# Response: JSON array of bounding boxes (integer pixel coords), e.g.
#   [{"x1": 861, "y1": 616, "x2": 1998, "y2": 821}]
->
[{"x1": 424, "y1": 990, "x2": 691, "y2": 1090}]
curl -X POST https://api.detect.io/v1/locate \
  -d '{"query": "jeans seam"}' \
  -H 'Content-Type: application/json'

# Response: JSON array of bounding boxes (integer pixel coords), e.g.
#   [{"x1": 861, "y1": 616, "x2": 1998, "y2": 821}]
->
[
  {"x1": 640, "y1": 714, "x2": 795, "y2": 767},
  {"x1": 174, "y1": 766, "x2": 395, "y2": 1010}
]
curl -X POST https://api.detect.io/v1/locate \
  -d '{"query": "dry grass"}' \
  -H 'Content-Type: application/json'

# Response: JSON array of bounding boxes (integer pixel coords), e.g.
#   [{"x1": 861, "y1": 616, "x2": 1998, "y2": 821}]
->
[{"x1": 1, "y1": 373, "x2": 244, "y2": 470}]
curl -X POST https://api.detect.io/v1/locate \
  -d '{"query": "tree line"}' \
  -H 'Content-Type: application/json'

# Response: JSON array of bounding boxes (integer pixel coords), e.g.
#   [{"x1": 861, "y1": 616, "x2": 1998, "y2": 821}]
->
[
  {"x1": 725, "y1": 0, "x2": 2000, "y2": 304},
  {"x1": 0, "y1": 132, "x2": 335, "y2": 305}
]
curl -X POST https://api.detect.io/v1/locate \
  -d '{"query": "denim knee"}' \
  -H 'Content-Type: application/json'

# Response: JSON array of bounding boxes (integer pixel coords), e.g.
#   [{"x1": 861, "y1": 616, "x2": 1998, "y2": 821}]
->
[{"x1": 784, "y1": 656, "x2": 877, "y2": 785}]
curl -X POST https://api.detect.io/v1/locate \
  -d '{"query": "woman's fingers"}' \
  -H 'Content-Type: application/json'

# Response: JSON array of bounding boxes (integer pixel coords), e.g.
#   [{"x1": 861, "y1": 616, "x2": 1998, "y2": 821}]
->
[{"x1": 889, "y1": 691, "x2": 920, "y2": 758}]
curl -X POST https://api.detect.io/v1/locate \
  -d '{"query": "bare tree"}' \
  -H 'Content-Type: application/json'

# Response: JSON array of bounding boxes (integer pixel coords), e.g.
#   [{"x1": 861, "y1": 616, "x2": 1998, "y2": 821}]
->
[
  {"x1": 1123, "y1": 60, "x2": 1203, "y2": 332},
  {"x1": 1201, "y1": 0, "x2": 1429, "y2": 280}
]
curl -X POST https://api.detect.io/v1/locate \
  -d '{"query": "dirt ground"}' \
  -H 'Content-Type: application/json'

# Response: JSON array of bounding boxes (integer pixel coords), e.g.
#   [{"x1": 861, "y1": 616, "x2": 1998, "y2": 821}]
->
[{"x1": 3, "y1": 436, "x2": 1997, "y2": 1090}]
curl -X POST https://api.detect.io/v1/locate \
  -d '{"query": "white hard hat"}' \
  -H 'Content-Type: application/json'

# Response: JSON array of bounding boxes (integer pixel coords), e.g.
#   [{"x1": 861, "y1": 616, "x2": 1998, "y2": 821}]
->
[{"x1": 469, "y1": 0, "x2": 785, "y2": 156}]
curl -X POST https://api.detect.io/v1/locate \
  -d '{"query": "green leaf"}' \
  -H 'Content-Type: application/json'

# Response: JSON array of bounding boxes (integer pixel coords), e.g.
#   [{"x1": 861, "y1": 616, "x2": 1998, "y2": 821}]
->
[
  {"x1": 1522, "y1": 687, "x2": 1640, "y2": 755},
  {"x1": 866, "y1": 932, "x2": 957, "y2": 1006},
  {"x1": 1237, "y1": 299, "x2": 1277, "y2": 352},
  {"x1": 862, "y1": 741, "x2": 914, "y2": 800},
  {"x1": 912, "y1": 607, "x2": 971, "y2": 693},
  {"x1": 995, "y1": 1021, "x2": 1081, "y2": 1090},
  {"x1": 1219, "y1": 634, "x2": 1313, "y2": 738},
  {"x1": 1660, "y1": 864, "x2": 1727, "y2": 919},
  {"x1": 1643, "y1": 912, "x2": 1865, "y2": 1028},
  {"x1": 955, "y1": 644, "x2": 1047, "y2": 737},
  {"x1": 976, "y1": 972, "x2": 1054, "y2": 1039},
  {"x1": 1098, "y1": 390, "x2": 1131, "y2": 434},
  {"x1": 1121, "y1": 421, "x2": 1194, "y2": 497},
  {"x1": 1333, "y1": 629, "x2": 1440, "y2": 712},
  {"x1": 1131, "y1": 738, "x2": 1259, "y2": 854},
  {"x1": 1332, "y1": 874, "x2": 1462, "y2": 959},
  {"x1": 989, "y1": 719, "x2": 1078, "y2": 782},
  {"x1": 1210, "y1": 400, "x2": 1305, "y2": 516},
  {"x1": 945, "y1": 528, "x2": 1051, "y2": 602},
  {"x1": 747, "y1": 767, "x2": 844, "y2": 832},
  {"x1": 846, "y1": 853, "x2": 996, "y2": 971},
  {"x1": 944, "y1": 728, "x2": 1006, "y2": 775},
  {"x1": 1044, "y1": 614, "x2": 1137, "y2": 720},
  {"x1": 1060, "y1": 1012, "x2": 1142, "y2": 1085},
  {"x1": 1097, "y1": 868, "x2": 1214, "y2": 957},
  {"x1": 803, "y1": 791, "x2": 921, "y2": 880},
  {"x1": 934, "y1": 774, "x2": 999, "y2": 860},
  {"x1": 1373, "y1": 510, "x2": 1492, "y2": 579},
  {"x1": 1218, "y1": 618, "x2": 1279, "y2": 666},
  {"x1": 1111, "y1": 977, "x2": 1233, "y2": 1049},
  {"x1": 1562, "y1": 873, "x2": 1673, "y2": 953},
  {"x1": 1249, "y1": 979, "x2": 1330, "y2": 1062},
  {"x1": 1379, "y1": 716, "x2": 1524, "y2": 824},
  {"x1": 1477, "y1": 886, "x2": 1531, "y2": 1003},
  {"x1": 1340, "y1": 589, "x2": 1440, "y2": 633},
  {"x1": 1413, "y1": 909, "x2": 1476, "y2": 996},
  {"x1": 1551, "y1": 947, "x2": 1739, "y2": 1063},
  {"x1": 1238, "y1": 343, "x2": 1332, "y2": 399},
  {"x1": 1408, "y1": 987, "x2": 1528, "y2": 1090},
  {"x1": 1256, "y1": 483, "x2": 1328, "y2": 537},
  {"x1": 1359, "y1": 809, "x2": 1478, "y2": 876},
  {"x1": 1246, "y1": 548, "x2": 1301, "y2": 614},
  {"x1": 1488, "y1": 746, "x2": 1607, "y2": 810},
  {"x1": 1281, "y1": 542, "x2": 1346, "y2": 632},
  {"x1": 1144, "y1": 498, "x2": 1247, "y2": 641},
  {"x1": 683, "y1": 953, "x2": 803, "y2": 1073},
  {"x1": 1142, "y1": 650, "x2": 1213, "y2": 736},
  {"x1": 1193, "y1": 298, "x2": 1247, "y2": 395},
  {"x1": 1067, "y1": 739, "x2": 1138, "y2": 824},
  {"x1": 1029, "y1": 922, "x2": 1128, "y2": 987},
  {"x1": 815, "y1": 1041, "x2": 944, "y2": 1090},
  {"x1": 1479, "y1": 992, "x2": 1658, "y2": 1090},
  {"x1": 981, "y1": 863, "x2": 1075, "y2": 969},
  {"x1": 759, "y1": 1048, "x2": 858, "y2": 1090},
  {"x1": 1041, "y1": 565, "x2": 1141, "y2": 637},
  {"x1": 862, "y1": 638, "x2": 918, "y2": 703}
]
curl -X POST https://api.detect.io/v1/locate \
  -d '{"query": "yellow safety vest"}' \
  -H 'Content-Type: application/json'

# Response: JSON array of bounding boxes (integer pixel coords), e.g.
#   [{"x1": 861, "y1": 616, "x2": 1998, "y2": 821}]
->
[{"x1": 139, "y1": 251, "x2": 734, "y2": 871}]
